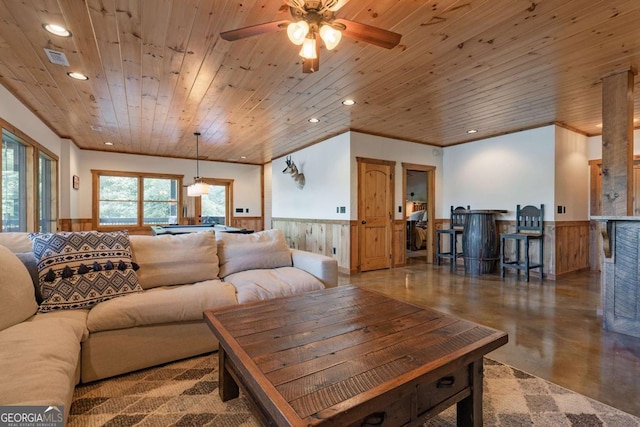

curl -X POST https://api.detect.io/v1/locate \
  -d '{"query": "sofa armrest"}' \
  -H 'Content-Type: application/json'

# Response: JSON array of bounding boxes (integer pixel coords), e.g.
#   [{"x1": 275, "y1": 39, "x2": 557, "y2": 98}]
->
[{"x1": 290, "y1": 249, "x2": 338, "y2": 288}]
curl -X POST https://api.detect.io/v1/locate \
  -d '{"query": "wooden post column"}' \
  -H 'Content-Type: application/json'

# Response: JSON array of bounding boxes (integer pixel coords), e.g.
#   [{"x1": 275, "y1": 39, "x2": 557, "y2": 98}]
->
[{"x1": 601, "y1": 68, "x2": 635, "y2": 216}]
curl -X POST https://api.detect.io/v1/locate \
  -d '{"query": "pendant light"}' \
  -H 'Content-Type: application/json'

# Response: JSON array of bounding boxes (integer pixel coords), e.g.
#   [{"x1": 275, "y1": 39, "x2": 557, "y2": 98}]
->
[{"x1": 187, "y1": 132, "x2": 209, "y2": 197}]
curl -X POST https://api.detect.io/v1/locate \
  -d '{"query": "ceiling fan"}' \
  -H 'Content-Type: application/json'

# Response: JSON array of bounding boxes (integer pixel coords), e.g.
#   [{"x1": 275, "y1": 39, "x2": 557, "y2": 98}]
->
[{"x1": 220, "y1": 0, "x2": 402, "y2": 73}]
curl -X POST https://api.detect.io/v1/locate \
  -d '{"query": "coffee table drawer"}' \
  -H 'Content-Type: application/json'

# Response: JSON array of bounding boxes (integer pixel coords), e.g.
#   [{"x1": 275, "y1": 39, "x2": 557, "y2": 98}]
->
[
  {"x1": 347, "y1": 365, "x2": 471, "y2": 427},
  {"x1": 417, "y1": 365, "x2": 471, "y2": 414}
]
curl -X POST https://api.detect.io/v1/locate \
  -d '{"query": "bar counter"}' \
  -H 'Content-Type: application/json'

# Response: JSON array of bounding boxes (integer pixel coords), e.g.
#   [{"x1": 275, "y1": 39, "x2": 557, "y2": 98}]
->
[{"x1": 591, "y1": 216, "x2": 640, "y2": 338}]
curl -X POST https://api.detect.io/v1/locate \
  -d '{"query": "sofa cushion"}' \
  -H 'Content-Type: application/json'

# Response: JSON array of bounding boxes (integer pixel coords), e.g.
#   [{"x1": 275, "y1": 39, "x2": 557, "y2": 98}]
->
[
  {"x1": 29, "y1": 231, "x2": 143, "y2": 312},
  {"x1": 0, "y1": 316, "x2": 85, "y2": 408},
  {"x1": 217, "y1": 229, "x2": 292, "y2": 278},
  {"x1": 0, "y1": 232, "x2": 33, "y2": 253},
  {"x1": 129, "y1": 232, "x2": 219, "y2": 289},
  {"x1": 30, "y1": 309, "x2": 90, "y2": 342},
  {"x1": 15, "y1": 251, "x2": 41, "y2": 301},
  {"x1": 224, "y1": 267, "x2": 325, "y2": 304},
  {"x1": 0, "y1": 245, "x2": 38, "y2": 330},
  {"x1": 86, "y1": 279, "x2": 237, "y2": 333}
]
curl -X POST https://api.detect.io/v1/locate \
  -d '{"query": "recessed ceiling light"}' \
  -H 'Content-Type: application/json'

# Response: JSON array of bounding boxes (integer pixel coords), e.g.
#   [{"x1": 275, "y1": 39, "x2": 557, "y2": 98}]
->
[
  {"x1": 43, "y1": 24, "x2": 71, "y2": 37},
  {"x1": 67, "y1": 72, "x2": 88, "y2": 80},
  {"x1": 240, "y1": 156, "x2": 247, "y2": 159},
  {"x1": 466, "y1": 129, "x2": 478, "y2": 134},
  {"x1": 342, "y1": 99, "x2": 356, "y2": 106},
  {"x1": 308, "y1": 118, "x2": 320, "y2": 123},
  {"x1": 104, "y1": 142, "x2": 113, "y2": 146}
]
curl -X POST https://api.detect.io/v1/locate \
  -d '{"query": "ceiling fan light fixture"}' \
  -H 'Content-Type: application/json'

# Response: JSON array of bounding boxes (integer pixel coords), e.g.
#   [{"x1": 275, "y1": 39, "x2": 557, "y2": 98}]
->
[
  {"x1": 319, "y1": 25, "x2": 341, "y2": 50},
  {"x1": 287, "y1": 21, "x2": 309, "y2": 45},
  {"x1": 299, "y1": 36, "x2": 318, "y2": 59}
]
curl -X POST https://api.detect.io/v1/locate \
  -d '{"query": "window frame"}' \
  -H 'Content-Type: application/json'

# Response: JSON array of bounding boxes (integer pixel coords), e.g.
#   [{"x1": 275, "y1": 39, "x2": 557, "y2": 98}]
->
[
  {"x1": 92, "y1": 170, "x2": 183, "y2": 231},
  {"x1": 0, "y1": 119, "x2": 58, "y2": 233},
  {"x1": 39, "y1": 151, "x2": 58, "y2": 232}
]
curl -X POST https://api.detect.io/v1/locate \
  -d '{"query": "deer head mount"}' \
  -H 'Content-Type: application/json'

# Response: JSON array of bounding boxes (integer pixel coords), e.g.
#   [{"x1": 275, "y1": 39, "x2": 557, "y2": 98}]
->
[{"x1": 282, "y1": 156, "x2": 305, "y2": 189}]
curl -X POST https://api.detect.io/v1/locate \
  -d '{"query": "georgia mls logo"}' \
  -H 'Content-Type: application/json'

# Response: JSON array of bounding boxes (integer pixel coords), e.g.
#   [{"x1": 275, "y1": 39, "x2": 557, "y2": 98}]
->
[{"x1": 0, "y1": 405, "x2": 64, "y2": 427}]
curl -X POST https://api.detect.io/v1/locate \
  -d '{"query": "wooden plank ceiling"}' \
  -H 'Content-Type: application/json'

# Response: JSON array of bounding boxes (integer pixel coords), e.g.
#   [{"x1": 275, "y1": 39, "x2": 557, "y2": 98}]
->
[{"x1": 0, "y1": 0, "x2": 639, "y2": 165}]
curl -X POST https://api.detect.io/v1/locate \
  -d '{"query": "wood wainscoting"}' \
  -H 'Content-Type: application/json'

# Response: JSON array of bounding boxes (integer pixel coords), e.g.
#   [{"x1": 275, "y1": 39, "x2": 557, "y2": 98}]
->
[
  {"x1": 393, "y1": 220, "x2": 405, "y2": 267},
  {"x1": 59, "y1": 218, "x2": 94, "y2": 232},
  {"x1": 555, "y1": 221, "x2": 590, "y2": 275},
  {"x1": 231, "y1": 217, "x2": 263, "y2": 232},
  {"x1": 496, "y1": 220, "x2": 590, "y2": 279},
  {"x1": 272, "y1": 218, "x2": 350, "y2": 274}
]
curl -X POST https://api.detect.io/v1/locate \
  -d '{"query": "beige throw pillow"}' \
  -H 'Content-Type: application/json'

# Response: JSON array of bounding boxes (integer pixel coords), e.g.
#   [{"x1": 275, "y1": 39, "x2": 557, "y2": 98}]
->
[
  {"x1": 0, "y1": 232, "x2": 33, "y2": 253},
  {"x1": 0, "y1": 245, "x2": 38, "y2": 330},
  {"x1": 129, "y1": 232, "x2": 219, "y2": 289},
  {"x1": 217, "y1": 229, "x2": 292, "y2": 278}
]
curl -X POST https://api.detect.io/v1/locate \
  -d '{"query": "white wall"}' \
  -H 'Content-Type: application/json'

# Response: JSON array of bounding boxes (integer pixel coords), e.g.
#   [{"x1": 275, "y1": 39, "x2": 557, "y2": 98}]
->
[
  {"x1": 442, "y1": 126, "x2": 556, "y2": 220},
  {"x1": 587, "y1": 129, "x2": 640, "y2": 159},
  {"x1": 350, "y1": 132, "x2": 444, "y2": 220},
  {"x1": 58, "y1": 139, "x2": 82, "y2": 219},
  {"x1": 406, "y1": 171, "x2": 427, "y2": 203},
  {"x1": 554, "y1": 126, "x2": 589, "y2": 221},
  {"x1": 76, "y1": 150, "x2": 262, "y2": 219},
  {"x1": 272, "y1": 132, "x2": 351, "y2": 220},
  {"x1": 0, "y1": 85, "x2": 62, "y2": 157},
  {"x1": 263, "y1": 162, "x2": 272, "y2": 229}
]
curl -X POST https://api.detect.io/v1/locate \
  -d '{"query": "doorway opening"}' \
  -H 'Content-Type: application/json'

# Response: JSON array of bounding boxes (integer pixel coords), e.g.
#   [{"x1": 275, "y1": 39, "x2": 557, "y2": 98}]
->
[{"x1": 402, "y1": 163, "x2": 435, "y2": 265}]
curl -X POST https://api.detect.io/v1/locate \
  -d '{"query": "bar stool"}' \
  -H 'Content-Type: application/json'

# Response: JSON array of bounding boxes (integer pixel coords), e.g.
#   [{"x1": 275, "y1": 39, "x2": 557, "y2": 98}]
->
[
  {"x1": 436, "y1": 206, "x2": 468, "y2": 270},
  {"x1": 500, "y1": 204, "x2": 544, "y2": 281}
]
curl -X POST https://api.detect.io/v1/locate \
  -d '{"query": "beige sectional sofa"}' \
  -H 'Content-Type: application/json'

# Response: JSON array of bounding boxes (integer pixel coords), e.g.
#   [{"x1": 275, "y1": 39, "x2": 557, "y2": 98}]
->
[{"x1": 0, "y1": 229, "x2": 337, "y2": 421}]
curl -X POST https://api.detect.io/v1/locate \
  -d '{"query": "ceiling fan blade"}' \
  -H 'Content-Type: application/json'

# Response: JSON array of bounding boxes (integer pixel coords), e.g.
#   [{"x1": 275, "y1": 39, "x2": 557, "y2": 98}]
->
[
  {"x1": 325, "y1": 0, "x2": 351, "y2": 11},
  {"x1": 334, "y1": 18, "x2": 401, "y2": 49},
  {"x1": 283, "y1": 0, "x2": 305, "y2": 8},
  {"x1": 220, "y1": 20, "x2": 289, "y2": 41}
]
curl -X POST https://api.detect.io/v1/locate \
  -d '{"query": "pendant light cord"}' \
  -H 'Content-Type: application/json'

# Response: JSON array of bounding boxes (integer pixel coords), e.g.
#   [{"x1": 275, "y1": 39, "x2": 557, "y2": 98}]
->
[{"x1": 194, "y1": 132, "x2": 201, "y2": 180}]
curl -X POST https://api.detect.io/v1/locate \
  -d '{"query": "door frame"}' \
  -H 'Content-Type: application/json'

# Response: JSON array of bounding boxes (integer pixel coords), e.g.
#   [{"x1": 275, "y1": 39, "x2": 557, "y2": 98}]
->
[
  {"x1": 183, "y1": 178, "x2": 234, "y2": 225},
  {"x1": 402, "y1": 163, "x2": 436, "y2": 263}
]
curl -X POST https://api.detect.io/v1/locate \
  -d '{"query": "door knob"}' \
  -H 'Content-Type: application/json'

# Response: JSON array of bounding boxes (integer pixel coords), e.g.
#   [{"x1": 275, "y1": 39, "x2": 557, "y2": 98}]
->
[{"x1": 361, "y1": 220, "x2": 367, "y2": 224}]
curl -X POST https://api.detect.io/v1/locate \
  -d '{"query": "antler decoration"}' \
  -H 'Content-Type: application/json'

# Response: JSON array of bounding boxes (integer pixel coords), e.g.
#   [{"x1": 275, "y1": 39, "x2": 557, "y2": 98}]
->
[{"x1": 282, "y1": 156, "x2": 306, "y2": 189}]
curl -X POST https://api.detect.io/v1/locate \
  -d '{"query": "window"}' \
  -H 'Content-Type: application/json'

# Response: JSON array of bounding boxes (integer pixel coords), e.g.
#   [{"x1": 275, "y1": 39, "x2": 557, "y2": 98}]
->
[
  {"x1": 199, "y1": 179, "x2": 232, "y2": 225},
  {"x1": 1, "y1": 125, "x2": 56, "y2": 233},
  {"x1": 1, "y1": 132, "x2": 28, "y2": 232},
  {"x1": 93, "y1": 171, "x2": 182, "y2": 229},
  {"x1": 39, "y1": 152, "x2": 58, "y2": 232}
]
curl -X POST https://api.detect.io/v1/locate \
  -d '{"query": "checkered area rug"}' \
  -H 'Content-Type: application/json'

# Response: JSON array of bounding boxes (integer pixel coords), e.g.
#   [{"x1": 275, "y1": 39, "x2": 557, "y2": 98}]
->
[{"x1": 68, "y1": 355, "x2": 640, "y2": 427}]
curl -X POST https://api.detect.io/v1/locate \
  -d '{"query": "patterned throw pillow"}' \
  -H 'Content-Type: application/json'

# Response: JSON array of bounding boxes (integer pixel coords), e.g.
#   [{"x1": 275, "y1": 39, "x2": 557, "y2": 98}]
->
[{"x1": 28, "y1": 231, "x2": 143, "y2": 312}]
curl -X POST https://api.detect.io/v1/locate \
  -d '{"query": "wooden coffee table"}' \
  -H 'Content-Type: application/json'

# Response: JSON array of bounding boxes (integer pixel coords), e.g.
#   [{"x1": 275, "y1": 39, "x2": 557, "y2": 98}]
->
[{"x1": 204, "y1": 285, "x2": 507, "y2": 426}]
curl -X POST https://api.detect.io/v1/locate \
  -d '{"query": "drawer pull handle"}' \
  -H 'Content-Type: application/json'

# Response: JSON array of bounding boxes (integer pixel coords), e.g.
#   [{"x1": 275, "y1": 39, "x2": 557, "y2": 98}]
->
[
  {"x1": 362, "y1": 412, "x2": 385, "y2": 426},
  {"x1": 437, "y1": 376, "x2": 456, "y2": 388}
]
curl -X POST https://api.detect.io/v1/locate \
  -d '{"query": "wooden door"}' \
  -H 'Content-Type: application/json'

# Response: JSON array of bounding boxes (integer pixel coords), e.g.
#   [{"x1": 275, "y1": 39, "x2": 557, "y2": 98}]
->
[{"x1": 357, "y1": 158, "x2": 394, "y2": 271}]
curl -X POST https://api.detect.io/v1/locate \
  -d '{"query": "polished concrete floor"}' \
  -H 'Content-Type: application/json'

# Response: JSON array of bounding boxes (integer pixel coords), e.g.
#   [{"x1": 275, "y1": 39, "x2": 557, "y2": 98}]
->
[{"x1": 338, "y1": 258, "x2": 640, "y2": 417}]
